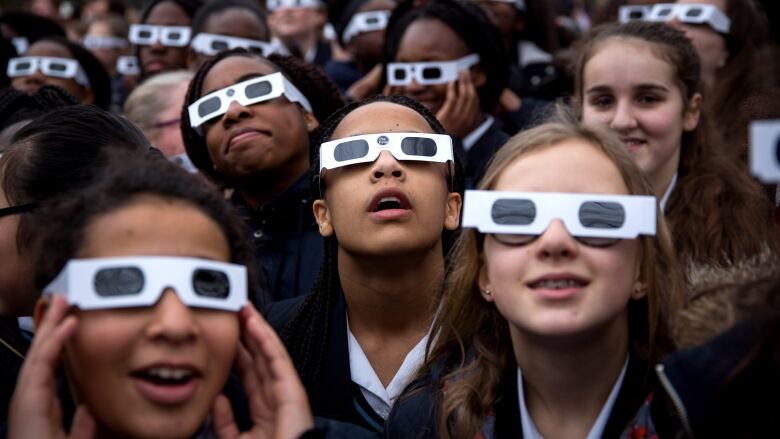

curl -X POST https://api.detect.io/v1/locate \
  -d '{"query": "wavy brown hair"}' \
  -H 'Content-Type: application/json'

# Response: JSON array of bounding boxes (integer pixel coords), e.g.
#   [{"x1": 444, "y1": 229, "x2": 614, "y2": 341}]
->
[
  {"x1": 422, "y1": 120, "x2": 683, "y2": 439},
  {"x1": 573, "y1": 21, "x2": 779, "y2": 266}
]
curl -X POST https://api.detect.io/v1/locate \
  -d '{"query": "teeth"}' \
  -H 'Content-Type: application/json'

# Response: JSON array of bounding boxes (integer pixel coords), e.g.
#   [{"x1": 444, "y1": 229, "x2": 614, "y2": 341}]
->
[
  {"x1": 533, "y1": 279, "x2": 583, "y2": 289},
  {"x1": 380, "y1": 197, "x2": 400, "y2": 204},
  {"x1": 147, "y1": 367, "x2": 192, "y2": 380}
]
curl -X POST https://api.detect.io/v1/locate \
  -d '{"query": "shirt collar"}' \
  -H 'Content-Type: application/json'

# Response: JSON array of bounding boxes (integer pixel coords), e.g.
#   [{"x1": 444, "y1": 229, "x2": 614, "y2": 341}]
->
[
  {"x1": 462, "y1": 115, "x2": 495, "y2": 151},
  {"x1": 659, "y1": 172, "x2": 678, "y2": 212}
]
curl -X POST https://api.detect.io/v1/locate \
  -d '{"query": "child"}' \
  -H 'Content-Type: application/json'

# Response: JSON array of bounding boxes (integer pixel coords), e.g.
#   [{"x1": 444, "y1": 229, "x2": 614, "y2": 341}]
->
[
  {"x1": 386, "y1": 120, "x2": 683, "y2": 438},
  {"x1": 7, "y1": 155, "x2": 314, "y2": 439}
]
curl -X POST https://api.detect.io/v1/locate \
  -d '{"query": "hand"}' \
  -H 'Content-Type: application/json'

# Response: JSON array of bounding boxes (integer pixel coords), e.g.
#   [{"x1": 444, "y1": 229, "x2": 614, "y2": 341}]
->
[
  {"x1": 8, "y1": 296, "x2": 96, "y2": 439},
  {"x1": 347, "y1": 63, "x2": 384, "y2": 101},
  {"x1": 212, "y1": 303, "x2": 314, "y2": 439},
  {"x1": 436, "y1": 70, "x2": 483, "y2": 139}
]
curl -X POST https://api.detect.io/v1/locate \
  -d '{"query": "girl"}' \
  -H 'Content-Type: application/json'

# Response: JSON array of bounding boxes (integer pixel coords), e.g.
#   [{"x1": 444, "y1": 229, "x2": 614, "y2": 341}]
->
[
  {"x1": 576, "y1": 21, "x2": 778, "y2": 279},
  {"x1": 181, "y1": 48, "x2": 345, "y2": 302},
  {"x1": 133, "y1": 0, "x2": 201, "y2": 78},
  {"x1": 383, "y1": 0, "x2": 510, "y2": 187},
  {"x1": 8, "y1": 36, "x2": 111, "y2": 109},
  {"x1": 386, "y1": 120, "x2": 682, "y2": 439},
  {"x1": 7, "y1": 155, "x2": 314, "y2": 439},
  {"x1": 267, "y1": 94, "x2": 462, "y2": 434}
]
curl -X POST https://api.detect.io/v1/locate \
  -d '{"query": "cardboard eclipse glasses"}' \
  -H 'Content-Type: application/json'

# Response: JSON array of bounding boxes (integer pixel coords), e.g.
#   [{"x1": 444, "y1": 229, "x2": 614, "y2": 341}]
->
[
  {"x1": 319, "y1": 132, "x2": 454, "y2": 171},
  {"x1": 386, "y1": 54, "x2": 480, "y2": 86},
  {"x1": 7, "y1": 56, "x2": 90, "y2": 87},
  {"x1": 129, "y1": 24, "x2": 191, "y2": 47}
]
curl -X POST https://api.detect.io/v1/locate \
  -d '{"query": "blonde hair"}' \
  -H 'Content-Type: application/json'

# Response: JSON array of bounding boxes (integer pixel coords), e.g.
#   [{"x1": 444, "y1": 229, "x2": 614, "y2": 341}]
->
[
  {"x1": 124, "y1": 70, "x2": 193, "y2": 132},
  {"x1": 424, "y1": 119, "x2": 683, "y2": 439}
]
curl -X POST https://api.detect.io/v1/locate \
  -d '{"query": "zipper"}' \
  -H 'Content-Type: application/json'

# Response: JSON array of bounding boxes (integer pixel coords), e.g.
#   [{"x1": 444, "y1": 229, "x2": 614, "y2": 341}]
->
[{"x1": 655, "y1": 363, "x2": 695, "y2": 438}]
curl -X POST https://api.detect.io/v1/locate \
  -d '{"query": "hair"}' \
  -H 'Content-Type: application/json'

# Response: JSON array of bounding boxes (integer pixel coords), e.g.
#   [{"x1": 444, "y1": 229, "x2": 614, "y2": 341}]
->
[
  {"x1": 1, "y1": 105, "x2": 151, "y2": 253},
  {"x1": 30, "y1": 152, "x2": 256, "y2": 297},
  {"x1": 423, "y1": 119, "x2": 683, "y2": 439},
  {"x1": 383, "y1": 0, "x2": 509, "y2": 114},
  {"x1": 280, "y1": 93, "x2": 464, "y2": 387},
  {"x1": 125, "y1": 69, "x2": 194, "y2": 133},
  {"x1": 181, "y1": 48, "x2": 345, "y2": 185},
  {"x1": 573, "y1": 21, "x2": 778, "y2": 265},
  {"x1": 191, "y1": 0, "x2": 268, "y2": 39},
  {"x1": 140, "y1": 0, "x2": 202, "y2": 22},
  {"x1": 0, "y1": 85, "x2": 77, "y2": 134},
  {"x1": 29, "y1": 36, "x2": 112, "y2": 110},
  {"x1": 0, "y1": 11, "x2": 66, "y2": 42},
  {"x1": 87, "y1": 13, "x2": 129, "y2": 39}
]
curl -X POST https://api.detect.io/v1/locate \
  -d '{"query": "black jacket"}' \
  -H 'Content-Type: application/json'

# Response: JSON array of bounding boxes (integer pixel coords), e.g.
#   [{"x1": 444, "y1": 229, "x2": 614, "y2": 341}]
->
[
  {"x1": 457, "y1": 119, "x2": 510, "y2": 189},
  {"x1": 232, "y1": 172, "x2": 323, "y2": 304}
]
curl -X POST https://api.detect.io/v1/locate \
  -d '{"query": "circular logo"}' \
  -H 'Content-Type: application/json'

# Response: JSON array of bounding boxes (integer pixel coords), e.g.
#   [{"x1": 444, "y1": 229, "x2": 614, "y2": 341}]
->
[
  {"x1": 226, "y1": 89, "x2": 235, "y2": 97},
  {"x1": 377, "y1": 135, "x2": 389, "y2": 145}
]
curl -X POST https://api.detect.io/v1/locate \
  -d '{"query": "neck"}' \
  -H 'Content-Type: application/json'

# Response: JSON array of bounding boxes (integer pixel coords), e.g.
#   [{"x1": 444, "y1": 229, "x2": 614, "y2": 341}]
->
[
  {"x1": 511, "y1": 314, "x2": 629, "y2": 436},
  {"x1": 339, "y1": 244, "x2": 443, "y2": 336},
  {"x1": 235, "y1": 162, "x2": 308, "y2": 209},
  {"x1": 280, "y1": 32, "x2": 318, "y2": 59}
]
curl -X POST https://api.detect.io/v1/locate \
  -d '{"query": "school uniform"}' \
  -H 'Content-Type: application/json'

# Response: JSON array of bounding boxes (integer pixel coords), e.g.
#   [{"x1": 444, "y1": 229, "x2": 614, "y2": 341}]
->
[
  {"x1": 0, "y1": 317, "x2": 29, "y2": 427},
  {"x1": 231, "y1": 171, "x2": 323, "y2": 304},
  {"x1": 456, "y1": 116, "x2": 510, "y2": 189}
]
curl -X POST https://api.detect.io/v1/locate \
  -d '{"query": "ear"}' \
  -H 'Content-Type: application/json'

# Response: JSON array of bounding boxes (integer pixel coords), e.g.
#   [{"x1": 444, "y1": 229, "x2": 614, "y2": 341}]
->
[
  {"x1": 33, "y1": 297, "x2": 51, "y2": 330},
  {"x1": 81, "y1": 87, "x2": 95, "y2": 105},
  {"x1": 312, "y1": 199, "x2": 333, "y2": 237},
  {"x1": 683, "y1": 92, "x2": 702, "y2": 132},
  {"x1": 304, "y1": 112, "x2": 319, "y2": 133},
  {"x1": 443, "y1": 192, "x2": 462, "y2": 231},
  {"x1": 477, "y1": 261, "x2": 494, "y2": 303},
  {"x1": 470, "y1": 64, "x2": 487, "y2": 90},
  {"x1": 631, "y1": 258, "x2": 647, "y2": 300}
]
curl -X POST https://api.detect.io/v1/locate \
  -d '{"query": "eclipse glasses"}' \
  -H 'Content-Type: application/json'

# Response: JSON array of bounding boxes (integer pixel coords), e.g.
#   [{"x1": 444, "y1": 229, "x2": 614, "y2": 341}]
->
[
  {"x1": 7, "y1": 56, "x2": 90, "y2": 87},
  {"x1": 129, "y1": 24, "x2": 192, "y2": 47},
  {"x1": 266, "y1": 0, "x2": 324, "y2": 11},
  {"x1": 320, "y1": 132, "x2": 453, "y2": 171},
  {"x1": 387, "y1": 54, "x2": 480, "y2": 86},
  {"x1": 644, "y1": 3, "x2": 731, "y2": 34},
  {"x1": 343, "y1": 11, "x2": 390, "y2": 44},
  {"x1": 190, "y1": 33, "x2": 277, "y2": 56}
]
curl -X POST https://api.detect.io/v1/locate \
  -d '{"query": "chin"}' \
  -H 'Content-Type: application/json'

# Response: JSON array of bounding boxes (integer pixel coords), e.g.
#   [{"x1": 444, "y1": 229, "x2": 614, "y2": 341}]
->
[{"x1": 107, "y1": 412, "x2": 207, "y2": 439}]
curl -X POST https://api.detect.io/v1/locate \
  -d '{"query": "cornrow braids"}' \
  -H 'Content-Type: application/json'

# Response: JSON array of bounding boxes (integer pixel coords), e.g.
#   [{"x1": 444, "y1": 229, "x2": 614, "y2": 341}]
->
[
  {"x1": 281, "y1": 94, "x2": 464, "y2": 387},
  {"x1": 383, "y1": 0, "x2": 509, "y2": 114},
  {"x1": 0, "y1": 86, "x2": 77, "y2": 133},
  {"x1": 181, "y1": 48, "x2": 345, "y2": 186}
]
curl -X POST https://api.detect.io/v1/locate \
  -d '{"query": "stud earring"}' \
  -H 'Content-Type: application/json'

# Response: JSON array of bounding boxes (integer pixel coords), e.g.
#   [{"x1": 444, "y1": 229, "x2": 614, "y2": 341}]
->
[{"x1": 483, "y1": 289, "x2": 492, "y2": 296}]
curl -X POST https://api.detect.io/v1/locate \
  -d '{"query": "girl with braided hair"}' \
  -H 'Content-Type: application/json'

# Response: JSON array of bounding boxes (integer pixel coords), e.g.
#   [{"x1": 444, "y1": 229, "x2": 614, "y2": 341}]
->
[
  {"x1": 265, "y1": 94, "x2": 463, "y2": 434},
  {"x1": 182, "y1": 48, "x2": 345, "y2": 303}
]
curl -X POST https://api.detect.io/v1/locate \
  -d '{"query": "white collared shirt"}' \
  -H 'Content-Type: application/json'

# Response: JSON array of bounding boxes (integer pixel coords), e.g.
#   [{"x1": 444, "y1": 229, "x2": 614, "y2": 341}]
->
[
  {"x1": 347, "y1": 320, "x2": 429, "y2": 420},
  {"x1": 659, "y1": 172, "x2": 678, "y2": 212},
  {"x1": 517, "y1": 357, "x2": 629, "y2": 439},
  {"x1": 462, "y1": 115, "x2": 495, "y2": 152}
]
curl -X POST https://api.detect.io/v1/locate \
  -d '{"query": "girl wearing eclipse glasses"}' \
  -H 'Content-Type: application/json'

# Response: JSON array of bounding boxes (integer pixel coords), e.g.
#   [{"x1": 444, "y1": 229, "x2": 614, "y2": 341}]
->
[{"x1": 385, "y1": 119, "x2": 684, "y2": 439}]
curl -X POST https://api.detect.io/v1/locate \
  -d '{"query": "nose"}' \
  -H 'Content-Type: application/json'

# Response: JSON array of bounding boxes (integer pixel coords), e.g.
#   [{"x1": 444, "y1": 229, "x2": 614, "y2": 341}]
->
[
  {"x1": 145, "y1": 289, "x2": 199, "y2": 344},
  {"x1": 609, "y1": 99, "x2": 637, "y2": 132},
  {"x1": 534, "y1": 219, "x2": 579, "y2": 260},
  {"x1": 405, "y1": 77, "x2": 426, "y2": 94},
  {"x1": 149, "y1": 39, "x2": 166, "y2": 53},
  {"x1": 369, "y1": 150, "x2": 405, "y2": 182},
  {"x1": 222, "y1": 99, "x2": 252, "y2": 127}
]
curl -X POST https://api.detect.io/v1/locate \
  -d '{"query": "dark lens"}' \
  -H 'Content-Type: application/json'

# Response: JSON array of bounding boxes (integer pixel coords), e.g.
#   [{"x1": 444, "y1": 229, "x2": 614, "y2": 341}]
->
[
  {"x1": 245, "y1": 80, "x2": 272, "y2": 98},
  {"x1": 212, "y1": 41, "x2": 229, "y2": 51},
  {"x1": 168, "y1": 31, "x2": 182, "y2": 40},
  {"x1": 15, "y1": 61, "x2": 31, "y2": 71},
  {"x1": 575, "y1": 236, "x2": 620, "y2": 248},
  {"x1": 392, "y1": 68, "x2": 406, "y2": 81},
  {"x1": 421, "y1": 66, "x2": 442, "y2": 80},
  {"x1": 94, "y1": 267, "x2": 144, "y2": 297},
  {"x1": 492, "y1": 233, "x2": 537, "y2": 246},
  {"x1": 400, "y1": 137, "x2": 437, "y2": 157},
  {"x1": 657, "y1": 7, "x2": 672, "y2": 17},
  {"x1": 685, "y1": 8, "x2": 703, "y2": 18},
  {"x1": 197, "y1": 96, "x2": 222, "y2": 117},
  {"x1": 579, "y1": 201, "x2": 626, "y2": 229},
  {"x1": 775, "y1": 135, "x2": 780, "y2": 165},
  {"x1": 139, "y1": 30, "x2": 153, "y2": 39},
  {"x1": 333, "y1": 139, "x2": 369, "y2": 162},
  {"x1": 192, "y1": 269, "x2": 230, "y2": 298},
  {"x1": 628, "y1": 10, "x2": 644, "y2": 19},
  {"x1": 49, "y1": 62, "x2": 67, "y2": 72},
  {"x1": 366, "y1": 17, "x2": 379, "y2": 24},
  {"x1": 491, "y1": 199, "x2": 536, "y2": 225}
]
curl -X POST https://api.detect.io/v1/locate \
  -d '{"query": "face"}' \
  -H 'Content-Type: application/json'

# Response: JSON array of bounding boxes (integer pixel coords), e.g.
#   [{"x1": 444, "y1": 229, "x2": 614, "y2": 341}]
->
[
  {"x1": 670, "y1": 0, "x2": 729, "y2": 89},
  {"x1": 313, "y1": 102, "x2": 461, "y2": 257},
  {"x1": 85, "y1": 20, "x2": 125, "y2": 76},
  {"x1": 191, "y1": 8, "x2": 271, "y2": 69},
  {"x1": 201, "y1": 56, "x2": 315, "y2": 184},
  {"x1": 479, "y1": 140, "x2": 643, "y2": 346},
  {"x1": 345, "y1": 0, "x2": 396, "y2": 70},
  {"x1": 140, "y1": 1, "x2": 191, "y2": 77},
  {"x1": 268, "y1": 6, "x2": 326, "y2": 39},
  {"x1": 393, "y1": 18, "x2": 472, "y2": 114},
  {"x1": 581, "y1": 38, "x2": 700, "y2": 191},
  {"x1": 472, "y1": 0, "x2": 520, "y2": 47},
  {"x1": 59, "y1": 196, "x2": 238, "y2": 439},
  {"x1": 0, "y1": 182, "x2": 36, "y2": 316},
  {"x1": 148, "y1": 80, "x2": 188, "y2": 158},
  {"x1": 11, "y1": 40, "x2": 93, "y2": 103}
]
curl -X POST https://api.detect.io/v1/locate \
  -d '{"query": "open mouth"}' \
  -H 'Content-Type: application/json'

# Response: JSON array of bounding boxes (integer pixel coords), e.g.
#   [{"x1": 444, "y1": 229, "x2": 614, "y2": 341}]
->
[
  {"x1": 131, "y1": 366, "x2": 197, "y2": 386},
  {"x1": 528, "y1": 278, "x2": 589, "y2": 290},
  {"x1": 373, "y1": 196, "x2": 406, "y2": 212},
  {"x1": 369, "y1": 189, "x2": 412, "y2": 213}
]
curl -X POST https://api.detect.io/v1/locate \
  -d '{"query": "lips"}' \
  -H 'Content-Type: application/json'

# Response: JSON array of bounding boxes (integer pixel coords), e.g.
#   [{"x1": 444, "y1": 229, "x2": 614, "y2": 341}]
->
[
  {"x1": 130, "y1": 363, "x2": 202, "y2": 405},
  {"x1": 619, "y1": 137, "x2": 646, "y2": 152},
  {"x1": 367, "y1": 187, "x2": 413, "y2": 221},
  {"x1": 226, "y1": 127, "x2": 271, "y2": 152},
  {"x1": 527, "y1": 273, "x2": 589, "y2": 299}
]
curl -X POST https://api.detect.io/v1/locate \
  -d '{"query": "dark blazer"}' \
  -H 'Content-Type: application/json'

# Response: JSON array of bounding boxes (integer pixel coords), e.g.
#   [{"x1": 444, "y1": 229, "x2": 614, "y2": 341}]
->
[{"x1": 457, "y1": 120, "x2": 510, "y2": 189}]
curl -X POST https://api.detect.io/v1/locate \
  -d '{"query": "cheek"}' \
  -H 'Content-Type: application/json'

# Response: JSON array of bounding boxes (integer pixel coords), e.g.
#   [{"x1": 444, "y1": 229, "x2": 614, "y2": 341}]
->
[
  {"x1": 201, "y1": 315, "x2": 240, "y2": 374},
  {"x1": 582, "y1": 106, "x2": 612, "y2": 127}
]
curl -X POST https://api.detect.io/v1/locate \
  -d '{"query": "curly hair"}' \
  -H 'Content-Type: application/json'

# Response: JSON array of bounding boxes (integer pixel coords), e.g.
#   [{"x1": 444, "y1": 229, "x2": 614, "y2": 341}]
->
[{"x1": 181, "y1": 48, "x2": 345, "y2": 185}]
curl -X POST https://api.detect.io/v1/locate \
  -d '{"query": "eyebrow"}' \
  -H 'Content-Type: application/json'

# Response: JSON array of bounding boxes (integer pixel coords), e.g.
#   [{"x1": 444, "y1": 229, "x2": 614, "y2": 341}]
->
[
  {"x1": 585, "y1": 83, "x2": 670, "y2": 94},
  {"x1": 201, "y1": 71, "x2": 274, "y2": 96}
]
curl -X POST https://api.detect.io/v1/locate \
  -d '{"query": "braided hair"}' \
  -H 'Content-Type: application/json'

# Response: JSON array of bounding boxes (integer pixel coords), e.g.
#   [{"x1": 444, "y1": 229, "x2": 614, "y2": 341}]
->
[
  {"x1": 0, "y1": 86, "x2": 77, "y2": 134},
  {"x1": 281, "y1": 94, "x2": 464, "y2": 387},
  {"x1": 181, "y1": 48, "x2": 345, "y2": 185},
  {"x1": 383, "y1": 0, "x2": 509, "y2": 114},
  {"x1": 191, "y1": 0, "x2": 269, "y2": 39}
]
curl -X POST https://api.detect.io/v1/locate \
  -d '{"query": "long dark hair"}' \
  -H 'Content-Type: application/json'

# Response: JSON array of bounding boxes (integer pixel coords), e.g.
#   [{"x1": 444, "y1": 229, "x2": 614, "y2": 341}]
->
[{"x1": 280, "y1": 94, "x2": 464, "y2": 387}]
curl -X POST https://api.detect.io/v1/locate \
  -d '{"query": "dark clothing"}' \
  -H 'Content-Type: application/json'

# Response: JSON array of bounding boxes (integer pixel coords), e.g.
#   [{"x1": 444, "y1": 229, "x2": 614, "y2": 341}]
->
[
  {"x1": 386, "y1": 351, "x2": 662, "y2": 439},
  {"x1": 457, "y1": 119, "x2": 510, "y2": 189},
  {"x1": 0, "y1": 317, "x2": 28, "y2": 426},
  {"x1": 265, "y1": 293, "x2": 387, "y2": 435},
  {"x1": 498, "y1": 96, "x2": 555, "y2": 137},
  {"x1": 653, "y1": 319, "x2": 780, "y2": 438},
  {"x1": 232, "y1": 172, "x2": 323, "y2": 304},
  {"x1": 324, "y1": 60, "x2": 364, "y2": 96}
]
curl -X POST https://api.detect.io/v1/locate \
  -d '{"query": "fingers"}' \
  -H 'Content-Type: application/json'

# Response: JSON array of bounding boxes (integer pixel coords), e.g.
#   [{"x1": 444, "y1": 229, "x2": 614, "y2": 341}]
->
[
  {"x1": 69, "y1": 405, "x2": 96, "y2": 439},
  {"x1": 211, "y1": 395, "x2": 241, "y2": 439}
]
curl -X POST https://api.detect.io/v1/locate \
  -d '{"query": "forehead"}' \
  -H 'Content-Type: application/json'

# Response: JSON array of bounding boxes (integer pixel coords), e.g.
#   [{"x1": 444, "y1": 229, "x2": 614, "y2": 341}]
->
[
  {"x1": 357, "y1": 0, "x2": 396, "y2": 13},
  {"x1": 676, "y1": 0, "x2": 727, "y2": 11},
  {"x1": 202, "y1": 56, "x2": 277, "y2": 94},
  {"x1": 332, "y1": 102, "x2": 433, "y2": 138},
  {"x1": 203, "y1": 8, "x2": 268, "y2": 40},
  {"x1": 584, "y1": 38, "x2": 677, "y2": 89},
  {"x1": 494, "y1": 139, "x2": 630, "y2": 195},
  {"x1": 396, "y1": 17, "x2": 470, "y2": 61},
  {"x1": 26, "y1": 40, "x2": 72, "y2": 58},
  {"x1": 146, "y1": 1, "x2": 191, "y2": 25}
]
